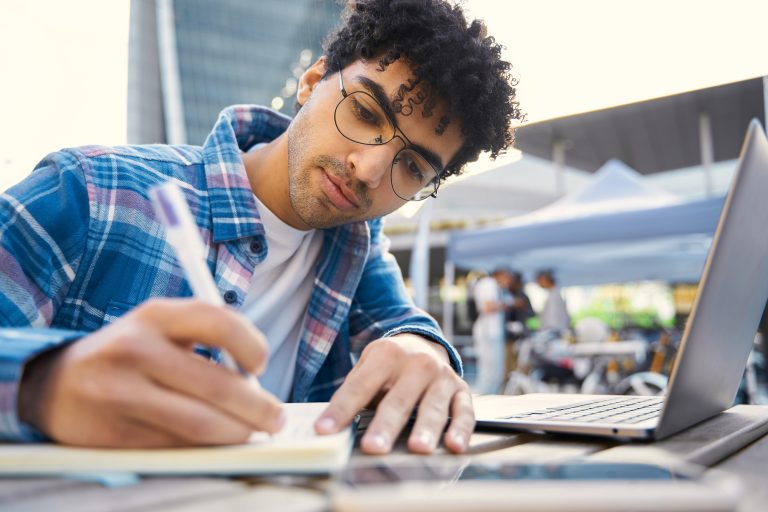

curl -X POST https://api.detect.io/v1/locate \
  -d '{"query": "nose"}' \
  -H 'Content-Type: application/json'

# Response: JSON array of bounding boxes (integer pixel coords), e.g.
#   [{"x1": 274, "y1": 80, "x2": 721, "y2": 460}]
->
[{"x1": 347, "y1": 143, "x2": 399, "y2": 190}]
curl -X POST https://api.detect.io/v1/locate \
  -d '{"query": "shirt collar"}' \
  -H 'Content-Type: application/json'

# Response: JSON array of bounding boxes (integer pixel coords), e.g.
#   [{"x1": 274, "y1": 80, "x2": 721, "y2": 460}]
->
[{"x1": 201, "y1": 105, "x2": 291, "y2": 242}]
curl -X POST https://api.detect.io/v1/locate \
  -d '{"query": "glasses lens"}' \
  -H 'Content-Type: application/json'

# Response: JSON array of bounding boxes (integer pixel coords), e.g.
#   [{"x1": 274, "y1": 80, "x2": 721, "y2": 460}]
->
[
  {"x1": 335, "y1": 91, "x2": 395, "y2": 145},
  {"x1": 391, "y1": 148, "x2": 439, "y2": 201}
]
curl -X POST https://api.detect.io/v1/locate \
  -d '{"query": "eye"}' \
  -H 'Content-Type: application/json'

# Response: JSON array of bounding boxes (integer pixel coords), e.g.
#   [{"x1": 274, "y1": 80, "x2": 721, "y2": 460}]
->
[
  {"x1": 397, "y1": 153, "x2": 427, "y2": 183},
  {"x1": 351, "y1": 97, "x2": 379, "y2": 125}
]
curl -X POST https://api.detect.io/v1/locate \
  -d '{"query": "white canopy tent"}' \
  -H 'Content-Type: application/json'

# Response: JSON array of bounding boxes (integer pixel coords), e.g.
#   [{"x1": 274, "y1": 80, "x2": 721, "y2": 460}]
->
[
  {"x1": 442, "y1": 159, "x2": 726, "y2": 339},
  {"x1": 386, "y1": 153, "x2": 591, "y2": 309},
  {"x1": 386, "y1": 152, "x2": 591, "y2": 241}
]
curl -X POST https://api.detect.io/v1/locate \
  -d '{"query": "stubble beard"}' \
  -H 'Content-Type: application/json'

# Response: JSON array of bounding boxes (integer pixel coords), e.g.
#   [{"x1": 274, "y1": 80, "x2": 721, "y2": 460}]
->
[{"x1": 286, "y1": 112, "x2": 370, "y2": 229}]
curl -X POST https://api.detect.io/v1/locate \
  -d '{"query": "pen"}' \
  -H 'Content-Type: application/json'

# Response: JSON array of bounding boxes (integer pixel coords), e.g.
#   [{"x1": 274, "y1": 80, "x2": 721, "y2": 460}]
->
[{"x1": 149, "y1": 181, "x2": 259, "y2": 386}]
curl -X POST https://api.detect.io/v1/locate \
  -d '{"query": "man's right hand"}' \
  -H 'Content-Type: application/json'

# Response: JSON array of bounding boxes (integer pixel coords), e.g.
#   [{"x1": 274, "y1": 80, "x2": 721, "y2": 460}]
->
[{"x1": 18, "y1": 298, "x2": 284, "y2": 448}]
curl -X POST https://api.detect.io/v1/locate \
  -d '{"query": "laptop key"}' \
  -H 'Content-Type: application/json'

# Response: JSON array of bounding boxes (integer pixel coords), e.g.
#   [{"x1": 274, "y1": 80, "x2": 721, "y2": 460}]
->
[{"x1": 503, "y1": 397, "x2": 663, "y2": 421}]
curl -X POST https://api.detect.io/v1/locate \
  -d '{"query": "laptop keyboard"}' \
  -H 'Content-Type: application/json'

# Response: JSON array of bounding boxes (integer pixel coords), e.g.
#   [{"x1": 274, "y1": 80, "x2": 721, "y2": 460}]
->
[{"x1": 503, "y1": 396, "x2": 664, "y2": 425}]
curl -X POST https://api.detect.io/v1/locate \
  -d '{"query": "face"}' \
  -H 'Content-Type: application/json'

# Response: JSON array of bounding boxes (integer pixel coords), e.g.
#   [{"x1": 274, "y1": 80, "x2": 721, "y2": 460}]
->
[
  {"x1": 286, "y1": 58, "x2": 464, "y2": 229},
  {"x1": 494, "y1": 271, "x2": 513, "y2": 289}
]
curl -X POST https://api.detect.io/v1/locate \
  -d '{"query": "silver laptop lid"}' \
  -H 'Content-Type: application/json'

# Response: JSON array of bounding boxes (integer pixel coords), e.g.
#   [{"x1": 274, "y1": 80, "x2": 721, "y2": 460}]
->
[{"x1": 656, "y1": 120, "x2": 768, "y2": 439}]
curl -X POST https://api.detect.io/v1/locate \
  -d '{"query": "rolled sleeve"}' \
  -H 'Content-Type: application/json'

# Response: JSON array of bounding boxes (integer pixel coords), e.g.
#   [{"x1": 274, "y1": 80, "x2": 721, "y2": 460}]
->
[
  {"x1": 0, "y1": 328, "x2": 84, "y2": 441},
  {"x1": 384, "y1": 324, "x2": 463, "y2": 376},
  {"x1": 349, "y1": 218, "x2": 463, "y2": 377}
]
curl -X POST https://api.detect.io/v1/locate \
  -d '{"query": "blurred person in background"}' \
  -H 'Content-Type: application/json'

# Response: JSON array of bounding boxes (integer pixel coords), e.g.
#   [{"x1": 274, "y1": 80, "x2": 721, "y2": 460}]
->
[
  {"x1": 501, "y1": 269, "x2": 534, "y2": 374},
  {"x1": 462, "y1": 269, "x2": 486, "y2": 329},
  {"x1": 535, "y1": 269, "x2": 571, "y2": 333},
  {"x1": 0, "y1": 0, "x2": 521, "y2": 454},
  {"x1": 471, "y1": 267, "x2": 534, "y2": 391},
  {"x1": 502, "y1": 269, "x2": 534, "y2": 332},
  {"x1": 471, "y1": 268, "x2": 515, "y2": 394}
]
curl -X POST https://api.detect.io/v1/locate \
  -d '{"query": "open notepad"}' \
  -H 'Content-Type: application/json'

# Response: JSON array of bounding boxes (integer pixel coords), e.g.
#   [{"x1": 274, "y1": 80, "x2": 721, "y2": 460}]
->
[{"x1": 0, "y1": 403, "x2": 353, "y2": 476}]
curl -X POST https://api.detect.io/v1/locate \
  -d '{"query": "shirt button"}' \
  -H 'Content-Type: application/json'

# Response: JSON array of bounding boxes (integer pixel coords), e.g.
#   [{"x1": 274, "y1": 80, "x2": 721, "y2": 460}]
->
[
  {"x1": 249, "y1": 240, "x2": 262, "y2": 254},
  {"x1": 223, "y1": 290, "x2": 238, "y2": 304}
]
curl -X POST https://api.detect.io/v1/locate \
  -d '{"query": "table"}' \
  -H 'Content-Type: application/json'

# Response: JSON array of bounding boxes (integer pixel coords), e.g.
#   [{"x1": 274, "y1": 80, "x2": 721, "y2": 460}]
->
[{"x1": 1, "y1": 397, "x2": 767, "y2": 512}]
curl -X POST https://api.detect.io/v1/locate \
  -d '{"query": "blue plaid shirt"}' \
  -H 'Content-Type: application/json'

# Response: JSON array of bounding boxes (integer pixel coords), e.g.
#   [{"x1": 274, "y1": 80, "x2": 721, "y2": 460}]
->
[{"x1": 0, "y1": 105, "x2": 461, "y2": 442}]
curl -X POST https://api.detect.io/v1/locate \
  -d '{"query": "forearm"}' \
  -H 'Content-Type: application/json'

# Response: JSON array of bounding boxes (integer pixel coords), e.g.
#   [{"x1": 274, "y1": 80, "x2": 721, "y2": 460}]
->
[
  {"x1": 349, "y1": 219, "x2": 461, "y2": 374},
  {"x1": 0, "y1": 154, "x2": 92, "y2": 441}
]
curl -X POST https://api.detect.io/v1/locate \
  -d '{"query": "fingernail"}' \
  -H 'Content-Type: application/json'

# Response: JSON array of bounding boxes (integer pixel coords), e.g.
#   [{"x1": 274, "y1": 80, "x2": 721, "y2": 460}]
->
[
  {"x1": 413, "y1": 430, "x2": 434, "y2": 449},
  {"x1": 451, "y1": 432, "x2": 466, "y2": 448},
  {"x1": 366, "y1": 433, "x2": 388, "y2": 452},
  {"x1": 315, "y1": 416, "x2": 336, "y2": 433}
]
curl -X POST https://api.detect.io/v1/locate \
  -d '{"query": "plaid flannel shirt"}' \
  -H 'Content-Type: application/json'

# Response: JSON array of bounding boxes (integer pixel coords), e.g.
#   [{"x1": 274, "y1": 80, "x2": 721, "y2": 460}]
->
[{"x1": 0, "y1": 105, "x2": 461, "y2": 442}]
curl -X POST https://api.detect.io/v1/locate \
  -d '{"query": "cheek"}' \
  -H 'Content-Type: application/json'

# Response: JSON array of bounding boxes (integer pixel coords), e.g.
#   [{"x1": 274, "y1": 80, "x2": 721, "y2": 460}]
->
[
  {"x1": 287, "y1": 110, "x2": 315, "y2": 165},
  {"x1": 289, "y1": 106, "x2": 341, "y2": 164},
  {"x1": 367, "y1": 187, "x2": 407, "y2": 217}
]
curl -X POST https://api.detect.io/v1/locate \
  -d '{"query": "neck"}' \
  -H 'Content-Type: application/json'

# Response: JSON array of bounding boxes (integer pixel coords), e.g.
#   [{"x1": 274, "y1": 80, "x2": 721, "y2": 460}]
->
[{"x1": 241, "y1": 132, "x2": 310, "y2": 230}]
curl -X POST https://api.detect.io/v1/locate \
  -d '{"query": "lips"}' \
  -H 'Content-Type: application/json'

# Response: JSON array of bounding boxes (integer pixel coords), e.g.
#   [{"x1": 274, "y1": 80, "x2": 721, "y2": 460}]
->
[{"x1": 320, "y1": 170, "x2": 360, "y2": 211}]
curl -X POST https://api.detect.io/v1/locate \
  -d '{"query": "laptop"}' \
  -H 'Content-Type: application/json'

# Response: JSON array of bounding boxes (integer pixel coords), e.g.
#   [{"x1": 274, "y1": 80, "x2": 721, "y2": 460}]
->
[{"x1": 475, "y1": 119, "x2": 768, "y2": 440}]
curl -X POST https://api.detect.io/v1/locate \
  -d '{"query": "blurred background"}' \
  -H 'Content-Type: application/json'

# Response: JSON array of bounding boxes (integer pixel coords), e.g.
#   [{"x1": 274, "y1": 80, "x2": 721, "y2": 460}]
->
[{"x1": 2, "y1": 0, "x2": 767, "y2": 400}]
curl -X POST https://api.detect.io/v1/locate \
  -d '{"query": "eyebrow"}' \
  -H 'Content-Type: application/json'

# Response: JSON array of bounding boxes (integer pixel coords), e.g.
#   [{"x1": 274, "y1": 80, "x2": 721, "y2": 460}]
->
[{"x1": 354, "y1": 75, "x2": 445, "y2": 172}]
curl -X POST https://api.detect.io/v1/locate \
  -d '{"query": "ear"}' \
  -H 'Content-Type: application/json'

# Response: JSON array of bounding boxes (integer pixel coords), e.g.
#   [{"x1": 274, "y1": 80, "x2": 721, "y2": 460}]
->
[{"x1": 296, "y1": 57, "x2": 328, "y2": 107}]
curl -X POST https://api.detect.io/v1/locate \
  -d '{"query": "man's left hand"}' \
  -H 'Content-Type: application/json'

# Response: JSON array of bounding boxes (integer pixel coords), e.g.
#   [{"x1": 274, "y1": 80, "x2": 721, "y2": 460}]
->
[{"x1": 314, "y1": 334, "x2": 474, "y2": 454}]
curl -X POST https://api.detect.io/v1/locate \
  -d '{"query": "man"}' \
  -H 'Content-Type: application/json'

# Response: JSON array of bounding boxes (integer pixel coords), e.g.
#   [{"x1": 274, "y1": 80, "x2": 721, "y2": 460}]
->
[
  {"x1": 499, "y1": 269, "x2": 534, "y2": 374},
  {"x1": 535, "y1": 270, "x2": 571, "y2": 333},
  {"x1": 505, "y1": 271, "x2": 534, "y2": 328},
  {"x1": 470, "y1": 270, "x2": 507, "y2": 394},
  {"x1": 0, "y1": 0, "x2": 519, "y2": 455}
]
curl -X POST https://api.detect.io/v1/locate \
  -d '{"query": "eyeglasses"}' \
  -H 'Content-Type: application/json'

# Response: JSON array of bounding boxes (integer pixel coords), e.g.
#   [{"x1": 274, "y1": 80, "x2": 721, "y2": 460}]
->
[{"x1": 333, "y1": 70, "x2": 442, "y2": 201}]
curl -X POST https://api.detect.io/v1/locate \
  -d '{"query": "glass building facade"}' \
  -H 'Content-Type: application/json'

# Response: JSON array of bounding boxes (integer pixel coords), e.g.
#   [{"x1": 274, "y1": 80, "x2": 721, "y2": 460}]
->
[{"x1": 128, "y1": 0, "x2": 342, "y2": 145}]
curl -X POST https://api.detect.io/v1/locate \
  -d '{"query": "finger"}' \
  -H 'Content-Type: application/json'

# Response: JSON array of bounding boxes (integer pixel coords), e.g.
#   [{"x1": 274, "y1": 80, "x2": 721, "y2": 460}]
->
[
  {"x1": 406, "y1": 377, "x2": 455, "y2": 454},
  {"x1": 141, "y1": 333, "x2": 285, "y2": 433},
  {"x1": 359, "y1": 355, "x2": 439, "y2": 454},
  {"x1": 121, "y1": 377, "x2": 256, "y2": 445},
  {"x1": 131, "y1": 298, "x2": 269, "y2": 374},
  {"x1": 443, "y1": 388, "x2": 475, "y2": 454},
  {"x1": 315, "y1": 353, "x2": 395, "y2": 435}
]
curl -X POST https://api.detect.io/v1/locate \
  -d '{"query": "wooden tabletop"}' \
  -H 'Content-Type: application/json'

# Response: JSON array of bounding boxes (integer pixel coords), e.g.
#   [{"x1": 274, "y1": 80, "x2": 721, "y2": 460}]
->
[{"x1": 1, "y1": 398, "x2": 767, "y2": 512}]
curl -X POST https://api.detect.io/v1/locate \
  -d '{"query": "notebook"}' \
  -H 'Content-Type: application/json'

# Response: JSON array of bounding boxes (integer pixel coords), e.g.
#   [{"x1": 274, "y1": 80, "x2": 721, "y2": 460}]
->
[
  {"x1": 0, "y1": 403, "x2": 353, "y2": 476},
  {"x1": 476, "y1": 119, "x2": 768, "y2": 440}
]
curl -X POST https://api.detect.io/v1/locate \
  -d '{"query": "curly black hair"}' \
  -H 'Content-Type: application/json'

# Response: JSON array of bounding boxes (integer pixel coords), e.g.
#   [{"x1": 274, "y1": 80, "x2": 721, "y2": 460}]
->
[{"x1": 321, "y1": 0, "x2": 523, "y2": 180}]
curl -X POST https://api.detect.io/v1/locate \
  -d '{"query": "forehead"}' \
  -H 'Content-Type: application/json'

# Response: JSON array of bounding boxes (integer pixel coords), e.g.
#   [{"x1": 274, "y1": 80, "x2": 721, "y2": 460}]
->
[{"x1": 342, "y1": 59, "x2": 464, "y2": 168}]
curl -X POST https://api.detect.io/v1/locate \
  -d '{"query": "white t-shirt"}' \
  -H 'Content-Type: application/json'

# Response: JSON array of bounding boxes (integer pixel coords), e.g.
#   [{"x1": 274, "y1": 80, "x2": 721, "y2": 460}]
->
[
  {"x1": 471, "y1": 276, "x2": 505, "y2": 394},
  {"x1": 241, "y1": 196, "x2": 323, "y2": 401},
  {"x1": 540, "y1": 285, "x2": 571, "y2": 332}
]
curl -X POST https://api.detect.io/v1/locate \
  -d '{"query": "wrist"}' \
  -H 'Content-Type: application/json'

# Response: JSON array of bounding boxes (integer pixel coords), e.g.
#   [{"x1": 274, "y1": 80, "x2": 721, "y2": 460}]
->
[
  {"x1": 390, "y1": 333, "x2": 450, "y2": 364},
  {"x1": 18, "y1": 346, "x2": 65, "y2": 433}
]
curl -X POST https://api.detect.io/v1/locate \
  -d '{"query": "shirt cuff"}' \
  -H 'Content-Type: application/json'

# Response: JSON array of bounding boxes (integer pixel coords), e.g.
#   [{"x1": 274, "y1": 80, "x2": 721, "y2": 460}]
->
[
  {"x1": 383, "y1": 325, "x2": 464, "y2": 377},
  {"x1": 0, "y1": 328, "x2": 85, "y2": 442}
]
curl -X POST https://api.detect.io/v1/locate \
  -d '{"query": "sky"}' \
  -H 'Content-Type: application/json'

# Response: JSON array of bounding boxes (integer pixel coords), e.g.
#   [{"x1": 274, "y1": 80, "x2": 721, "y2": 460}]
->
[
  {"x1": 0, "y1": 1, "x2": 130, "y2": 190},
  {"x1": 1, "y1": 0, "x2": 766, "y2": 191},
  {"x1": 464, "y1": 0, "x2": 768, "y2": 123}
]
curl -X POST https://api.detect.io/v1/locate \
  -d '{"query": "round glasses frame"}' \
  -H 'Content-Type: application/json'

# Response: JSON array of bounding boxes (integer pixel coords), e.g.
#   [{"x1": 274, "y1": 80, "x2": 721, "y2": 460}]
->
[{"x1": 332, "y1": 70, "x2": 443, "y2": 201}]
